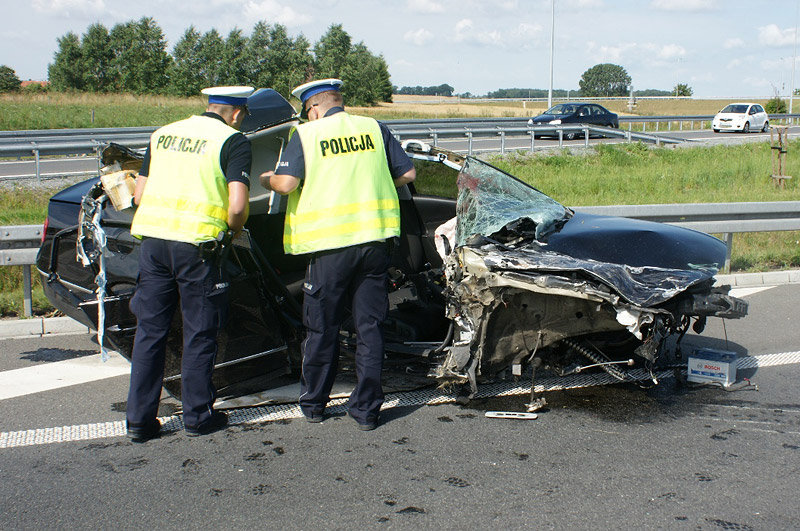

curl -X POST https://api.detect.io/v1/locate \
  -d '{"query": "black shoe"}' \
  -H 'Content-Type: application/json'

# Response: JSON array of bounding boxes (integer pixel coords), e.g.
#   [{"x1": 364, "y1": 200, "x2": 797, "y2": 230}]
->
[
  {"x1": 185, "y1": 411, "x2": 228, "y2": 437},
  {"x1": 349, "y1": 412, "x2": 378, "y2": 431},
  {"x1": 305, "y1": 412, "x2": 324, "y2": 423},
  {"x1": 356, "y1": 419, "x2": 377, "y2": 431},
  {"x1": 126, "y1": 419, "x2": 161, "y2": 442}
]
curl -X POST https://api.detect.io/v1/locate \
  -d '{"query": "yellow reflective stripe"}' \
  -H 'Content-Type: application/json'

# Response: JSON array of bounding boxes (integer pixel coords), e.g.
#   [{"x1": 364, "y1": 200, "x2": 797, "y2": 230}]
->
[
  {"x1": 286, "y1": 199, "x2": 398, "y2": 226},
  {"x1": 140, "y1": 195, "x2": 228, "y2": 222},
  {"x1": 132, "y1": 212, "x2": 226, "y2": 243},
  {"x1": 285, "y1": 217, "x2": 400, "y2": 246}
]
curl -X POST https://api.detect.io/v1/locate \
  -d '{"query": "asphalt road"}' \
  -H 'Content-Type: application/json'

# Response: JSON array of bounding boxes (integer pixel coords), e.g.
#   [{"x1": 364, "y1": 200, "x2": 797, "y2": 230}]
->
[
  {"x1": 3, "y1": 125, "x2": 798, "y2": 182},
  {"x1": 0, "y1": 283, "x2": 798, "y2": 529}
]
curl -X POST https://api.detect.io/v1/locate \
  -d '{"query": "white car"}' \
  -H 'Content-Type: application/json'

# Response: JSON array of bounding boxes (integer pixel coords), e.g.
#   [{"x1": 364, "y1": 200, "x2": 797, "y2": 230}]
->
[{"x1": 712, "y1": 103, "x2": 769, "y2": 133}]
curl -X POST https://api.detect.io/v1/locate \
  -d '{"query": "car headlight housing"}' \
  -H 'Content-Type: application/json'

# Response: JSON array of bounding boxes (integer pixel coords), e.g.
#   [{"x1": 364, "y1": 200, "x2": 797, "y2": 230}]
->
[{"x1": 549, "y1": 119, "x2": 562, "y2": 125}]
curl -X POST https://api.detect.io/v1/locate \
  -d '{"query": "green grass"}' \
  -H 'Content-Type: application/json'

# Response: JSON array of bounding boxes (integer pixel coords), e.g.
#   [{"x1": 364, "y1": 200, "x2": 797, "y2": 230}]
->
[
  {"x1": 411, "y1": 141, "x2": 800, "y2": 275},
  {"x1": 3, "y1": 96, "x2": 800, "y2": 316},
  {"x1": 413, "y1": 141, "x2": 800, "y2": 204},
  {"x1": 0, "y1": 93, "x2": 205, "y2": 130}
]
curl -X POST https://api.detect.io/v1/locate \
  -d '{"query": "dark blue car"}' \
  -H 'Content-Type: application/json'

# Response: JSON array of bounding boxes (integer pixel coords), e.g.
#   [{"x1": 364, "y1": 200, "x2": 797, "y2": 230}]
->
[{"x1": 531, "y1": 102, "x2": 619, "y2": 139}]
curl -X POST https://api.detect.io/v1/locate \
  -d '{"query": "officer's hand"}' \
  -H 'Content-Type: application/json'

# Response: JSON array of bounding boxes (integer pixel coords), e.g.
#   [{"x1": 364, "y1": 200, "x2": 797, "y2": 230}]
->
[{"x1": 259, "y1": 171, "x2": 274, "y2": 190}]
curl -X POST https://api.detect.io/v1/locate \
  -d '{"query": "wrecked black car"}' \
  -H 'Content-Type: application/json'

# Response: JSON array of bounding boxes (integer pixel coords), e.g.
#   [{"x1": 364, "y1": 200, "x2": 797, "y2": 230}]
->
[{"x1": 36, "y1": 88, "x2": 747, "y2": 407}]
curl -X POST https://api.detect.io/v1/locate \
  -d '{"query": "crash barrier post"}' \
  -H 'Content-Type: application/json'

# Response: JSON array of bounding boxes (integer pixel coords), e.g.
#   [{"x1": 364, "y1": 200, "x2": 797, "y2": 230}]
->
[
  {"x1": 0, "y1": 224, "x2": 43, "y2": 317},
  {"x1": 771, "y1": 127, "x2": 792, "y2": 189}
]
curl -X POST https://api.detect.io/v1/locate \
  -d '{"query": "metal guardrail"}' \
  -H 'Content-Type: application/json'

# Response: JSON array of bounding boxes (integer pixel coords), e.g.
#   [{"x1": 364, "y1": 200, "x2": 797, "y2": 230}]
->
[
  {"x1": 0, "y1": 224, "x2": 43, "y2": 317},
  {"x1": 4, "y1": 201, "x2": 800, "y2": 314},
  {"x1": 391, "y1": 124, "x2": 685, "y2": 155},
  {"x1": 3, "y1": 113, "x2": 799, "y2": 164}
]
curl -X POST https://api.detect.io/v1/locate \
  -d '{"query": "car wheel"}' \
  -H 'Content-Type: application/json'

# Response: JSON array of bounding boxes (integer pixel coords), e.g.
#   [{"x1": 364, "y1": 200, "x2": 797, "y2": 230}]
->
[
  {"x1": 742, "y1": 121, "x2": 750, "y2": 133},
  {"x1": 762, "y1": 121, "x2": 769, "y2": 132},
  {"x1": 565, "y1": 131, "x2": 576, "y2": 140},
  {"x1": 713, "y1": 128, "x2": 720, "y2": 133}
]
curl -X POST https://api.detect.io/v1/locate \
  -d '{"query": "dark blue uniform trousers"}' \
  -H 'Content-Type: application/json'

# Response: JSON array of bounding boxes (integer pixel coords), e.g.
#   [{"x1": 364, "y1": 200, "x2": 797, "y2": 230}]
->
[
  {"x1": 299, "y1": 241, "x2": 390, "y2": 424},
  {"x1": 127, "y1": 237, "x2": 228, "y2": 429}
]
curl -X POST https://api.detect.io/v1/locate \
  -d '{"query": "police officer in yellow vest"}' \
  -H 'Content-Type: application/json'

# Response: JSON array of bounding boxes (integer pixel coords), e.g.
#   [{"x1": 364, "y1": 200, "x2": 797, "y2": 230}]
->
[
  {"x1": 125, "y1": 86, "x2": 253, "y2": 441},
  {"x1": 262, "y1": 79, "x2": 415, "y2": 430}
]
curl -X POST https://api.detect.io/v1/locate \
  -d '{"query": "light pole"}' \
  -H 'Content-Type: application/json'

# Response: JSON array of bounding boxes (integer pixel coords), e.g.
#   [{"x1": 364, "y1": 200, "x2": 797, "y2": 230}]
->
[
  {"x1": 791, "y1": 0, "x2": 798, "y2": 113},
  {"x1": 548, "y1": 0, "x2": 555, "y2": 109}
]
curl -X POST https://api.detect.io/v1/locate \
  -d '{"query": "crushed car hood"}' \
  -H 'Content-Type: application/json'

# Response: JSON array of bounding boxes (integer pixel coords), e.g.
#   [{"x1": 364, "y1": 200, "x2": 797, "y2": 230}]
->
[{"x1": 455, "y1": 157, "x2": 725, "y2": 307}]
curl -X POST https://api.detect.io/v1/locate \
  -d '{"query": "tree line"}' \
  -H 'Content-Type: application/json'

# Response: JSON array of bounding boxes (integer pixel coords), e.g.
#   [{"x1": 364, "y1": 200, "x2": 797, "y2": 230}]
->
[{"x1": 45, "y1": 19, "x2": 392, "y2": 106}]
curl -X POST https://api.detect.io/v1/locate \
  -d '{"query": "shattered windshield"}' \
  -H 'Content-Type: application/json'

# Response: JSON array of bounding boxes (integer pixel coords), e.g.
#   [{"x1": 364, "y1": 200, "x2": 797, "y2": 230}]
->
[{"x1": 455, "y1": 157, "x2": 569, "y2": 247}]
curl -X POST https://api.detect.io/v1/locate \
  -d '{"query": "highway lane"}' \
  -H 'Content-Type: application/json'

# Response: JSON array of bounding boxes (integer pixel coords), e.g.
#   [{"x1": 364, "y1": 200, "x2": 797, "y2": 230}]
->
[
  {"x1": 0, "y1": 284, "x2": 799, "y2": 528},
  {"x1": 4, "y1": 125, "x2": 800, "y2": 181}
]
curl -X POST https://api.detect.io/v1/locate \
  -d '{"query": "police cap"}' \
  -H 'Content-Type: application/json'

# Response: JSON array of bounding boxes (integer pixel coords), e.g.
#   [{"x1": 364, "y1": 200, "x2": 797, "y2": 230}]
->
[
  {"x1": 291, "y1": 78, "x2": 343, "y2": 104},
  {"x1": 201, "y1": 86, "x2": 255, "y2": 106}
]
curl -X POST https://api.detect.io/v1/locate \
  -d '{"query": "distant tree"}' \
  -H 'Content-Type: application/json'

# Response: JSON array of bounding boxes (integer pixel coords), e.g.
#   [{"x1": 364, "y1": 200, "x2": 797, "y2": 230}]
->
[
  {"x1": 484, "y1": 88, "x2": 575, "y2": 99},
  {"x1": 249, "y1": 22, "x2": 313, "y2": 99},
  {"x1": 313, "y1": 24, "x2": 351, "y2": 79},
  {"x1": 220, "y1": 29, "x2": 251, "y2": 86},
  {"x1": 21, "y1": 81, "x2": 48, "y2": 94},
  {"x1": 338, "y1": 43, "x2": 393, "y2": 105},
  {"x1": 169, "y1": 27, "x2": 205, "y2": 96},
  {"x1": 578, "y1": 63, "x2": 631, "y2": 97},
  {"x1": 48, "y1": 32, "x2": 84, "y2": 90},
  {"x1": 765, "y1": 96, "x2": 787, "y2": 114},
  {"x1": 635, "y1": 88, "x2": 672, "y2": 97},
  {"x1": 0, "y1": 65, "x2": 21, "y2": 92},
  {"x1": 81, "y1": 23, "x2": 114, "y2": 92},
  {"x1": 196, "y1": 29, "x2": 226, "y2": 88},
  {"x1": 248, "y1": 22, "x2": 272, "y2": 86},
  {"x1": 673, "y1": 83, "x2": 692, "y2": 97},
  {"x1": 396, "y1": 84, "x2": 455, "y2": 97},
  {"x1": 108, "y1": 18, "x2": 171, "y2": 93}
]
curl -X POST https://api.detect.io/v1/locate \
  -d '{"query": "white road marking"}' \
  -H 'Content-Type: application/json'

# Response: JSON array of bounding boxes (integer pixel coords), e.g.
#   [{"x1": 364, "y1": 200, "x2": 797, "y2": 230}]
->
[
  {"x1": 730, "y1": 286, "x2": 774, "y2": 297},
  {"x1": 0, "y1": 351, "x2": 129, "y2": 401},
  {"x1": 2, "y1": 350, "x2": 800, "y2": 449}
]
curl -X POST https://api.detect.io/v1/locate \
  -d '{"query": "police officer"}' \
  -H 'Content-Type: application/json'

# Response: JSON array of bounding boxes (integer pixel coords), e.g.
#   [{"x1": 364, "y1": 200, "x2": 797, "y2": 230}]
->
[
  {"x1": 261, "y1": 79, "x2": 415, "y2": 430},
  {"x1": 125, "y1": 86, "x2": 253, "y2": 441}
]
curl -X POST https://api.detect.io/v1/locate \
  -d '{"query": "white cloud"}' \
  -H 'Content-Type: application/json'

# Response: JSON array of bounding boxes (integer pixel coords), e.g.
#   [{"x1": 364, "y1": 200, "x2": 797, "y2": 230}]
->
[
  {"x1": 655, "y1": 43, "x2": 686, "y2": 60},
  {"x1": 726, "y1": 58, "x2": 743, "y2": 70},
  {"x1": 515, "y1": 22, "x2": 542, "y2": 39},
  {"x1": 406, "y1": 0, "x2": 445, "y2": 13},
  {"x1": 242, "y1": 0, "x2": 310, "y2": 26},
  {"x1": 586, "y1": 41, "x2": 686, "y2": 68},
  {"x1": 31, "y1": 0, "x2": 105, "y2": 16},
  {"x1": 724, "y1": 38, "x2": 745, "y2": 49},
  {"x1": 758, "y1": 24, "x2": 797, "y2": 47},
  {"x1": 650, "y1": 0, "x2": 718, "y2": 11},
  {"x1": 587, "y1": 41, "x2": 638, "y2": 63},
  {"x1": 453, "y1": 18, "x2": 504, "y2": 46},
  {"x1": 404, "y1": 28, "x2": 434, "y2": 46},
  {"x1": 563, "y1": 0, "x2": 604, "y2": 7},
  {"x1": 742, "y1": 76, "x2": 773, "y2": 90}
]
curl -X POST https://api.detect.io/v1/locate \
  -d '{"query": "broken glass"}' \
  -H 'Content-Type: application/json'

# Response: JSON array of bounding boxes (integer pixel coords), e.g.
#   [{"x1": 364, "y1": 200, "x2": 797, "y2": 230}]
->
[{"x1": 455, "y1": 157, "x2": 569, "y2": 247}]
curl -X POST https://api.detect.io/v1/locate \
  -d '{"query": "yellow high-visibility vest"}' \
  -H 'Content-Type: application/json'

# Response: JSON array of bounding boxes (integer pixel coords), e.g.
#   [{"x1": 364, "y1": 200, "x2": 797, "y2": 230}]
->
[
  {"x1": 284, "y1": 112, "x2": 400, "y2": 254},
  {"x1": 131, "y1": 115, "x2": 237, "y2": 243}
]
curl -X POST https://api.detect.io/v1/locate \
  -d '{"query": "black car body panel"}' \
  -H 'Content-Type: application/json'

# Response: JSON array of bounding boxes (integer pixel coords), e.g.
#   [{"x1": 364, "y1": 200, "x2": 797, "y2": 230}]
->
[
  {"x1": 36, "y1": 95, "x2": 746, "y2": 406},
  {"x1": 531, "y1": 103, "x2": 619, "y2": 139}
]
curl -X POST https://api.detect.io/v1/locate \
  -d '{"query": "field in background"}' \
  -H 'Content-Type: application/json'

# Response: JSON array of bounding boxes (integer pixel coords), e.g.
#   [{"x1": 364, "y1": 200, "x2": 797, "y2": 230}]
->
[
  {"x1": 0, "y1": 92, "x2": 773, "y2": 130},
  {"x1": 0, "y1": 94, "x2": 797, "y2": 316}
]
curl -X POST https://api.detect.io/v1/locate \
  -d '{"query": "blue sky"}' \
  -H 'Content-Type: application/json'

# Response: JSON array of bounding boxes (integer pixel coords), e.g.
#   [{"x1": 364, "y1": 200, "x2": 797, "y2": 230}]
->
[{"x1": 2, "y1": 0, "x2": 800, "y2": 98}]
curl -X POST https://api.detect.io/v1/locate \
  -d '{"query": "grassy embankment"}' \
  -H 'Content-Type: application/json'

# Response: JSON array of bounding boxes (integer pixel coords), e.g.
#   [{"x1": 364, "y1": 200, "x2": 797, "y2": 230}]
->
[{"x1": 0, "y1": 93, "x2": 797, "y2": 316}]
